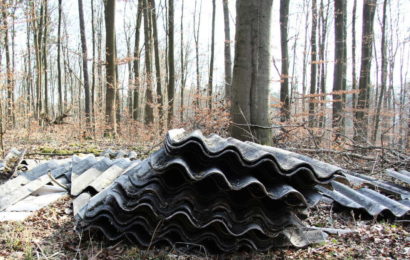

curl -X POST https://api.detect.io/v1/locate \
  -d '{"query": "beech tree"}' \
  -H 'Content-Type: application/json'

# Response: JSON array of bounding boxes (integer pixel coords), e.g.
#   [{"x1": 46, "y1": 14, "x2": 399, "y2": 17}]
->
[
  {"x1": 354, "y1": 0, "x2": 377, "y2": 142},
  {"x1": 279, "y1": 0, "x2": 290, "y2": 122},
  {"x1": 332, "y1": 0, "x2": 347, "y2": 135},
  {"x1": 230, "y1": 0, "x2": 273, "y2": 145},
  {"x1": 104, "y1": 0, "x2": 117, "y2": 135}
]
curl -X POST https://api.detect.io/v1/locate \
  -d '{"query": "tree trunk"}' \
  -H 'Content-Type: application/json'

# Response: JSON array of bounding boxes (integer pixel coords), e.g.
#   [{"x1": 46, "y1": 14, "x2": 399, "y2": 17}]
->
[
  {"x1": 57, "y1": 0, "x2": 63, "y2": 115},
  {"x1": 150, "y1": 0, "x2": 163, "y2": 126},
  {"x1": 133, "y1": 0, "x2": 143, "y2": 120},
  {"x1": 372, "y1": 0, "x2": 388, "y2": 144},
  {"x1": 91, "y1": 0, "x2": 96, "y2": 125},
  {"x1": 207, "y1": 0, "x2": 216, "y2": 111},
  {"x1": 308, "y1": 0, "x2": 317, "y2": 127},
  {"x1": 230, "y1": 0, "x2": 273, "y2": 145},
  {"x1": 42, "y1": 0, "x2": 48, "y2": 116},
  {"x1": 2, "y1": 0, "x2": 14, "y2": 127},
  {"x1": 351, "y1": 0, "x2": 357, "y2": 110},
  {"x1": 193, "y1": 0, "x2": 202, "y2": 110},
  {"x1": 354, "y1": 0, "x2": 376, "y2": 142},
  {"x1": 332, "y1": 0, "x2": 347, "y2": 135},
  {"x1": 167, "y1": 0, "x2": 175, "y2": 126},
  {"x1": 78, "y1": 0, "x2": 91, "y2": 126},
  {"x1": 222, "y1": 0, "x2": 232, "y2": 103},
  {"x1": 180, "y1": 0, "x2": 185, "y2": 121},
  {"x1": 279, "y1": 0, "x2": 290, "y2": 122},
  {"x1": 143, "y1": 0, "x2": 154, "y2": 124},
  {"x1": 104, "y1": 0, "x2": 117, "y2": 135}
]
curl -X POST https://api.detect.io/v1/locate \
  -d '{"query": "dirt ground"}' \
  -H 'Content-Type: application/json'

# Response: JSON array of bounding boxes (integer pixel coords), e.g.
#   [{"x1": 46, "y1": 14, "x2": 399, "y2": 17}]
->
[
  {"x1": 0, "y1": 128, "x2": 409, "y2": 259},
  {"x1": 0, "y1": 196, "x2": 409, "y2": 259}
]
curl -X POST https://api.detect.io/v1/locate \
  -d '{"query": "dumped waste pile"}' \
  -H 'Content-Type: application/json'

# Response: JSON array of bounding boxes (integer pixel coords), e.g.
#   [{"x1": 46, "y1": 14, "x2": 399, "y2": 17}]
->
[
  {"x1": 0, "y1": 129, "x2": 409, "y2": 253},
  {"x1": 75, "y1": 129, "x2": 342, "y2": 252}
]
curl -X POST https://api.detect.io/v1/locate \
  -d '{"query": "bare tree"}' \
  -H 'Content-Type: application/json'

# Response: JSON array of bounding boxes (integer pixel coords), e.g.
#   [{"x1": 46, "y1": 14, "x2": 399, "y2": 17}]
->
[
  {"x1": 193, "y1": 0, "x2": 202, "y2": 109},
  {"x1": 222, "y1": 0, "x2": 232, "y2": 103},
  {"x1": 332, "y1": 0, "x2": 347, "y2": 135},
  {"x1": 78, "y1": 0, "x2": 91, "y2": 126},
  {"x1": 104, "y1": 0, "x2": 117, "y2": 135},
  {"x1": 354, "y1": 0, "x2": 376, "y2": 142},
  {"x1": 280, "y1": 0, "x2": 290, "y2": 122},
  {"x1": 57, "y1": 0, "x2": 63, "y2": 115},
  {"x1": 143, "y1": 0, "x2": 154, "y2": 124},
  {"x1": 133, "y1": 0, "x2": 143, "y2": 120},
  {"x1": 180, "y1": 0, "x2": 187, "y2": 121},
  {"x1": 351, "y1": 0, "x2": 357, "y2": 109},
  {"x1": 308, "y1": 0, "x2": 317, "y2": 127},
  {"x1": 230, "y1": 0, "x2": 273, "y2": 145},
  {"x1": 208, "y1": 0, "x2": 216, "y2": 110},
  {"x1": 167, "y1": 0, "x2": 175, "y2": 127},
  {"x1": 372, "y1": 0, "x2": 388, "y2": 143},
  {"x1": 150, "y1": 0, "x2": 163, "y2": 125}
]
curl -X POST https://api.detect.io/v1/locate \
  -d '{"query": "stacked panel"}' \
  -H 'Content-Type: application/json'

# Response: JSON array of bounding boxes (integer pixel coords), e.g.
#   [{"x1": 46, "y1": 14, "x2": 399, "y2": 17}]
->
[{"x1": 76, "y1": 129, "x2": 341, "y2": 253}]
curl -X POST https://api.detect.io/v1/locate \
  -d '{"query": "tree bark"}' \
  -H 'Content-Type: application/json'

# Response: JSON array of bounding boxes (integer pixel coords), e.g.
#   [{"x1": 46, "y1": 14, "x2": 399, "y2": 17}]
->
[
  {"x1": 207, "y1": 0, "x2": 216, "y2": 110},
  {"x1": 193, "y1": 0, "x2": 202, "y2": 110},
  {"x1": 143, "y1": 0, "x2": 154, "y2": 124},
  {"x1": 133, "y1": 0, "x2": 143, "y2": 121},
  {"x1": 354, "y1": 0, "x2": 376, "y2": 142},
  {"x1": 308, "y1": 0, "x2": 317, "y2": 127},
  {"x1": 230, "y1": 0, "x2": 273, "y2": 145},
  {"x1": 372, "y1": 0, "x2": 388, "y2": 143},
  {"x1": 78, "y1": 0, "x2": 91, "y2": 126},
  {"x1": 332, "y1": 0, "x2": 347, "y2": 135},
  {"x1": 279, "y1": 0, "x2": 290, "y2": 122},
  {"x1": 222, "y1": 0, "x2": 232, "y2": 103},
  {"x1": 2, "y1": 0, "x2": 14, "y2": 127},
  {"x1": 180, "y1": 0, "x2": 186, "y2": 121},
  {"x1": 104, "y1": 0, "x2": 117, "y2": 135},
  {"x1": 57, "y1": 0, "x2": 63, "y2": 115},
  {"x1": 167, "y1": 0, "x2": 175, "y2": 126},
  {"x1": 351, "y1": 0, "x2": 357, "y2": 109},
  {"x1": 149, "y1": 0, "x2": 163, "y2": 126}
]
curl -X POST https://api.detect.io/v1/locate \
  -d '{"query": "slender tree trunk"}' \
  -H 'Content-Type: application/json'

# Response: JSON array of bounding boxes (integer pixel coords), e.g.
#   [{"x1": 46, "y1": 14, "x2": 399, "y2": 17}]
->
[
  {"x1": 280, "y1": 0, "x2": 290, "y2": 122},
  {"x1": 78, "y1": 0, "x2": 91, "y2": 126},
  {"x1": 143, "y1": 0, "x2": 154, "y2": 124},
  {"x1": 42, "y1": 0, "x2": 48, "y2": 116},
  {"x1": 167, "y1": 0, "x2": 175, "y2": 126},
  {"x1": 222, "y1": 0, "x2": 232, "y2": 103},
  {"x1": 104, "y1": 0, "x2": 117, "y2": 135},
  {"x1": 308, "y1": 0, "x2": 318, "y2": 127},
  {"x1": 150, "y1": 0, "x2": 163, "y2": 126},
  {"x1": 332, "y1": 0, "x2": 347, "y2": 135},
  {"x1": 351, "y1": 0, "x2": 357, "y2": 110},
  {"x1": 133, "y1": 0, "x2": 143, "y2": 120},
  {"x1": 2, "y1": 0, "x2": 13, "y2": 128},
  {"x1": 354, "y1": 0, "x2": 376, "y2": 142},
  {"x1": 193, "y1": 0, "x2": 202, "y2": 110},
  {"x1": 57, "y1": 0, "x2": 63, "y2": 115},
  {"x1": 91, "y1": 0, "x2": 96, "y2": 124},
  {"x1": 230, "y1": 0, "x2": 273, "y2": 145},
  {"x1": 318, "y1": 0, "x2": 329, "y2": 128},
  {"x1": 302, "y1": 1, "x2": 310, "y2": 113},
  {"x1": 207, "y1": 0, "x2": 216, "y2": 111},
  {"x1": 180, "y1": 0, "x2": 185, "y2": 121},
  {"x1": 372, "y1": 0, "x2": 388, "y2": 144}
]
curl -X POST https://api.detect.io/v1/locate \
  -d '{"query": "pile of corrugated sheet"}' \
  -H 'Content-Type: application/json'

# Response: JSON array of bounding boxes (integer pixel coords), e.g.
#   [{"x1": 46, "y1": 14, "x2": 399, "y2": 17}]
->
[
  {"x1": 1, "y1": 128, "x2": 409, "y2": 253},
  {"x1": 317, "y1": 169, "x2": 410, "y2": 217},
  {"x1": 75, "y1": 129, "x2": 346, "y2": 252},
  {"x1": 0, "y1": 153, "x2": 140, "y2": 221}
]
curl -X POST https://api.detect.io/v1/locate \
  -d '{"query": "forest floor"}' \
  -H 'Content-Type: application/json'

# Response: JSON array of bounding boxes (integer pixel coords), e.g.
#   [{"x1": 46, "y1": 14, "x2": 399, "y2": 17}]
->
[{"x1": 0, "y1": 126, "x2": 409, "y2": 259}]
